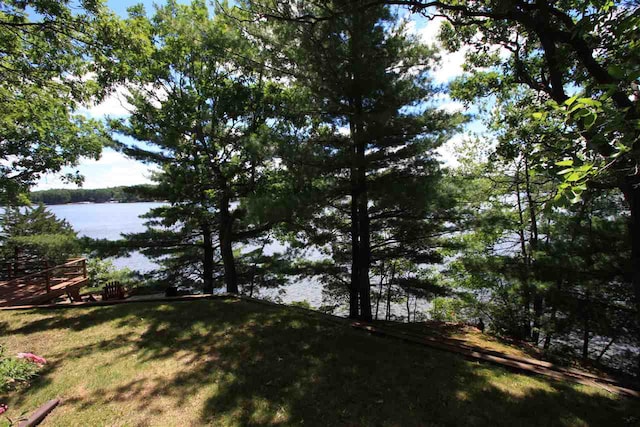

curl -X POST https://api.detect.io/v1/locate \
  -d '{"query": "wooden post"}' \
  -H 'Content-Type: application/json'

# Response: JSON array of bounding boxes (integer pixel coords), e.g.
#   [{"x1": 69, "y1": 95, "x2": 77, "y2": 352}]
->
[{"x1": 82, "y1": 258, "x2": 87, "y2": 278}]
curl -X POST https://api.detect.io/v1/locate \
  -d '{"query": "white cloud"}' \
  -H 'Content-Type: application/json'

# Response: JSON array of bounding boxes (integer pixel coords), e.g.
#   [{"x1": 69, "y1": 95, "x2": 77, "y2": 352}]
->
[
  {"x1": 437, "y1": 133, "x2": 467, "y2": 168},
  {"x1": 34, "y1": 149, "x2": 157, "y2": 191},
  {"x1": 414, "y1": 17, "x2": 468, "y2": 83},
  {"x1": 80, "y1": 85, "x2": 134, "y2": 118},
  {"x1": 35, "y1": 81, "x2": 171, "y2": 190}
]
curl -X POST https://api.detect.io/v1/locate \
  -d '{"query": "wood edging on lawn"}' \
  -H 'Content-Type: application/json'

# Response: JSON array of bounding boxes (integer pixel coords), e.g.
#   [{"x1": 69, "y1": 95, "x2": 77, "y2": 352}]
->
[
  {"x1": 2, "y1": 292, "x2": 638, "y2": 398},
  {"x1": 17, "y1": 398, "x2": 60, "y2": 427}
]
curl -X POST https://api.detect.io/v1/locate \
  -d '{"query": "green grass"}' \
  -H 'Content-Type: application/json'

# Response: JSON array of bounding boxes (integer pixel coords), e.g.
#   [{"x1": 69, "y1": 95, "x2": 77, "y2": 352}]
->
[{"x1": 0, "y1": 298, "x2": 637, "y2": 426}]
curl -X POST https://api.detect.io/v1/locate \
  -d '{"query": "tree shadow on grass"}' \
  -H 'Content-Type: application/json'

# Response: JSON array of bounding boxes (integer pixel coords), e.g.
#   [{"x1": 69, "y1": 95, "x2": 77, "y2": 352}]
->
[{"x1": 3, "y1": 299, "x2": 640, "y2": 426}]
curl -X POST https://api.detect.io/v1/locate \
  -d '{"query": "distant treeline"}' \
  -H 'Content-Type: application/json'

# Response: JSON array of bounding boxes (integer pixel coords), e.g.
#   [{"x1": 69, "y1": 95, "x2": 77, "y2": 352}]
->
[{"x1": 29, "y1": 185, "x2": 162, "y2": 205}]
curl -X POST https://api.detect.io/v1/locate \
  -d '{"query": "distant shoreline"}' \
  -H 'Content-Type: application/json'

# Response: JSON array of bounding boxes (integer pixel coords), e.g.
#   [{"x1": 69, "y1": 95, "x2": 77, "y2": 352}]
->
[
  {"x1": 29, "y1": 185, "x2": 162, "y2": 206},
  {"x1": 42, "y1": 200, "x2": 166, "y2": 206}
]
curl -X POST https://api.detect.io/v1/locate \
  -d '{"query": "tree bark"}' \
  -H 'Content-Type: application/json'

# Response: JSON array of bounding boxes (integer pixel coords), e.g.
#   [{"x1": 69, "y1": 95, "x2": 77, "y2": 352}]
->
[
  {"x1": 375, "y1": 261, "x2": 385, "y2": 320},
  {"x1": 525, "y1": 157, "x2": 543, "y2": 344},
  {"x1": 386, "y1": 262, "x2": 395, "y2": 321},
  {"x1": 582, "y1": 293, "x2": 590, "y2": 361},
  {"x1": 219, "y1": 195, "x2": 238, "y2": 294},
  {"x1": 515, "y1": 165, "x2": 532, "y2": 340},
  {"x1": 202, "y1": 223, "x2": 214, "y2": 294},
  {"x1": 349, "y1": 124, "x2": 361, "y2": 319},
  {"x1": 621, "y1": 178, "x2": 640, "y2": 373},
  {"x1": 356, "y1": 156, "x2": 373, "y2": 321}
]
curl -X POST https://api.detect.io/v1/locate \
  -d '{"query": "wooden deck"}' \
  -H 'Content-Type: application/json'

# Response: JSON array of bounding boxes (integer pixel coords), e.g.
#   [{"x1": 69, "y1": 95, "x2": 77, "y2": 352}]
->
[{"x1": 0, "y1": 258, "x2": 88, "y2": 307}]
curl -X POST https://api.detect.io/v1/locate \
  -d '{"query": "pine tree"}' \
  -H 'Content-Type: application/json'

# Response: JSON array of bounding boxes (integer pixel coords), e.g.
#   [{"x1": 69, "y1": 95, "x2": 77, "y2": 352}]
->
[
  {"x1": 108, "y1": 1, "x2": 286, "y2": 293},
  {"x1": 0, "y1": 204, "x2": 78, "y2": 275},
  {"x1": 262, "y1": 1, "x2": 464, "y2": 319}
]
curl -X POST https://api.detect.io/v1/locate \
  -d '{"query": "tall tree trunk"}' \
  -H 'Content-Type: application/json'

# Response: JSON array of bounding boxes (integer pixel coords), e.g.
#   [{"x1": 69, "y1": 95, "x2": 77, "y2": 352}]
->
[
  {"x1": 543, "y1": 278, "x2": 562, "y2": 350},
  {"x1": 347, "y1": 11, "x2": 373, "y2": 321},
  {"x1": 525, "y1": 156, "x2": 543, "y2": 343},
  {"x1": 405, "y1": 291, "x2": 411, "y2": 323},
  {"x1": 349, "y1": 125, "x2": 361, "y2": 319},
  {"x1": 515, "y1": 167, "x2": 532, "y2": 340},
  {"x1": 582, "y1": 293, "x2": 591, "y2": 361},
  {"x1": 621, "y1": 178, "x2": 640, "y2": 373},
  {"x1": 202, "y1": 223, "x2": 214, "y2": 294},
  {"x1": 353, "y1": 95, "x2": 372, "y2": 321},
  {"x1": 357, "y1": 161, "x2": 372, "y2": 321},
  {"x1": 375, "y1": 261, "x2": 385, "y2": 321},
  {"x1": 219, "y1": 195, "x2": 238, "y2": 294},
  {"x1": 386, "y1": 262, "x2": 395, "y2": 321}
]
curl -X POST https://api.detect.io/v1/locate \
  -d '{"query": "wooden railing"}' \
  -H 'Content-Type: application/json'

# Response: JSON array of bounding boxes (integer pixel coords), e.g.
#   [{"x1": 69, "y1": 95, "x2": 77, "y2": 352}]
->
[{"x1": 0, "y1": 258, "x2": 87, "y2": 295}]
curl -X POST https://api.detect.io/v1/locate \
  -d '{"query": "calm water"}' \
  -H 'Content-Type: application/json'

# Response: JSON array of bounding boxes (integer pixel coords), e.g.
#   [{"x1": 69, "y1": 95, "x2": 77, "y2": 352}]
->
[
  {"x1": 47, "y1": 202, "x2": 324, "y2": 306},
  {"x1": 49, "y1": 202, "x2": 163, "y2": 273},
  {"x1": 47, "y1": 203, "x2": 431, "y2": 317}
]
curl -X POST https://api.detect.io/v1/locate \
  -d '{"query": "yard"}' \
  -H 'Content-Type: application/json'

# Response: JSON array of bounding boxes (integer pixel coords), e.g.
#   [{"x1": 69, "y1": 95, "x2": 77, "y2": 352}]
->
[{"x1": 0, "y1": 298, "x2": 637, "y2": 426}]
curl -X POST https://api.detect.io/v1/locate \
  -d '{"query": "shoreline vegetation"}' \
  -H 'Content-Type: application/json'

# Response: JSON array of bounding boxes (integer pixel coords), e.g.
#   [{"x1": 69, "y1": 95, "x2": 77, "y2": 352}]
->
[{"x1": 28, "y1": 186, "x2": 162, "y2": 205}]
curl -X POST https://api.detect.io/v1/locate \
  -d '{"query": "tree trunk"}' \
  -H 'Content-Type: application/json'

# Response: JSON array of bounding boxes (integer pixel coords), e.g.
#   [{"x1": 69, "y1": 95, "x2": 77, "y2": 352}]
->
[
  {"x1": 349, "y1": 126, "x2": 360, "y2": 319},
  {"x1": 596, "y1": 335, "x2": 616, "y2": 363},
  {"x1": 525, "y1": 157, "x2": 543, "y2": 344},
  {"x1": 386, "y1": 262, "x2": 395, "y2": 321},
  {"x1": 357, "y1": 164, "x2": 372, "y2": 321},
  {"x1": 582, "y1": 292, "x2": 591, "y2": 361},
  {"x1": 354, "y1": 100, "x2": 372, "y2": 322},
  {"x1": 219, "y1": 196, "x2": 238, "y2": 294},
  {"x1": 621, "y1": 178, "x2": 640, "y2": 373},
  {"x1": 515, "y1": 168, "x2": 532, "y2": 340},
  {"x1": 202, "y1": 223, "x2": 214, "y2": 294},
  {"x1": 375, "y1": 261, "x2": 385, "y2": 321},
  {"x1": 543, "y1": 279, "x2": 562, "y2": 350}
]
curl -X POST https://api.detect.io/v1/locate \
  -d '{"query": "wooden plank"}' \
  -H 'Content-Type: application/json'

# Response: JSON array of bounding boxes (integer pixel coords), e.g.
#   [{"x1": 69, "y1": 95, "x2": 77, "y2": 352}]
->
[
  {"x1": 17, "y1": 398, "x2": 60, "y2": 427},
  {"x1": 12, "y1": 278, "x2": 88, "y2": 306}
]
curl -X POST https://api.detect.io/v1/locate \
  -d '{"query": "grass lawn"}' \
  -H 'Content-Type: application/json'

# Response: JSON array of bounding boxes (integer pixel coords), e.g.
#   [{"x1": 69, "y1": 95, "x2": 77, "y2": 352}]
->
[{"x1": 0, "y1": 298, "x2": 638, "y2": 426}]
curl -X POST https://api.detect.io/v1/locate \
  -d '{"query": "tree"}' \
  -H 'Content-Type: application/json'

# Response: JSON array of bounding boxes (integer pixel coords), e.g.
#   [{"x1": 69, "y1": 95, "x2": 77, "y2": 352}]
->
[
  {"x1": 244, "y1": 0, "x2": 640, "y2": 344},
  {"x1": 0, "y1": 204, "x2": 79, "y2": 275},
  {"x1": 0, "y1": 1, "x2": 130, "y2": 203},
  {"x1": 446, "y1": 92, "x2": 638, "y2": 373},
  {"x1": 254, "y1": 0, "x2": 463, "y2": 320},
  {"x1": 108, "y1": 1, "x2": 286, "y2": 294},
  {"x1": 430, "y1": 0, "x2": 640, "y2": 349}
]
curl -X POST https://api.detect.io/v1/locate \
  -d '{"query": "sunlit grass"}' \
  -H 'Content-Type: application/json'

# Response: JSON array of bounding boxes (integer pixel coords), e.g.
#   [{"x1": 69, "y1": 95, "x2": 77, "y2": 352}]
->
[{"x1": 0, "y1": 298, "x2": 637, "y2": 426}]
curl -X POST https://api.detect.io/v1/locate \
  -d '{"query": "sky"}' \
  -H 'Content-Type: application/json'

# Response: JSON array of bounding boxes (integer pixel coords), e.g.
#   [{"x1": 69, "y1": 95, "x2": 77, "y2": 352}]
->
[{"x1": 33, "y1": 1, "x2": 476, "y2": 191}]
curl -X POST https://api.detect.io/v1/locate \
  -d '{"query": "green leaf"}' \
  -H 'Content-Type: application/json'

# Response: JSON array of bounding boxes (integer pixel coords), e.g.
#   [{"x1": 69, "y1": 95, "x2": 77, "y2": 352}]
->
[
  {"x1": 566, "y1": 172, "x2": 582, "y2": 182},
  {"x1": 577, "y1": 97, "x2": 601, "y2": 107},
  {"x1": 564, "y1": 95, "x2": 579, "y2": 106},
  {"x1": 570, "y1": 193, "x2": 583, "y2": 204},
  {"x1": 555, "y1": 159, "x2": 574, "y2": 167},
  {"x1": 607, "y1": 65, "x2": 625, "y2": 79},
  {"x1": 583, "y1": 112, "x2": 597, "y2": 128}
]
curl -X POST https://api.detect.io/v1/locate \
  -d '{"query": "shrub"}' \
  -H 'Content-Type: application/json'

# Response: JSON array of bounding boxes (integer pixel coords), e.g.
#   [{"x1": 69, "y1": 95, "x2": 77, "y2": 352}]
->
[
  {"x1": 86, "y1": 258, "x2": 134, "y2": 291},
  {"x1": 430, "y1": 297, "x2": 471, "y2": 322},
  {"x1": 0, "y1": 346, "x2": 41, "y2": 393}
]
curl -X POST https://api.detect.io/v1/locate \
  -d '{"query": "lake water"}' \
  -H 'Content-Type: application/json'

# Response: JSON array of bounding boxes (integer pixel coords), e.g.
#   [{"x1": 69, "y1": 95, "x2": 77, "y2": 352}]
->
[
  {"x1": 48, "y1": 202, "x2": 325, "y2": 307},
  {"x1": 48, "y1": 202, "x2": 431, "y2": 317},
  {"x1": 49, "y1": 202, "x2": 163, "y2": 273}
]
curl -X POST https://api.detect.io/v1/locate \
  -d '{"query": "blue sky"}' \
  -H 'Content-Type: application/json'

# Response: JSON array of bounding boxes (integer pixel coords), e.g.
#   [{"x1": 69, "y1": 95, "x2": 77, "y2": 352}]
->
[{"x1": 34, "y1": 1, "x2": 475, "y2": 191}]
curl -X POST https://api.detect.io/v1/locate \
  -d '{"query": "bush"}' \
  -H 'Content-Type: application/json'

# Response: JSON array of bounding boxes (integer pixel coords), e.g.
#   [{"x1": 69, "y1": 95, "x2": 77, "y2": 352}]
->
[
  {"x1": 290, "y1": 300, "x2": 312, "y2": 310},
  {"x1": 86, "y1": 258, "x2": 134, "y2": 291},
  {"x1": 430, "y1": 297, "x2": 471, "y2": 322},
  {"x1": 0, "y1": 346, "x2": 40, "y2": 393}
]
